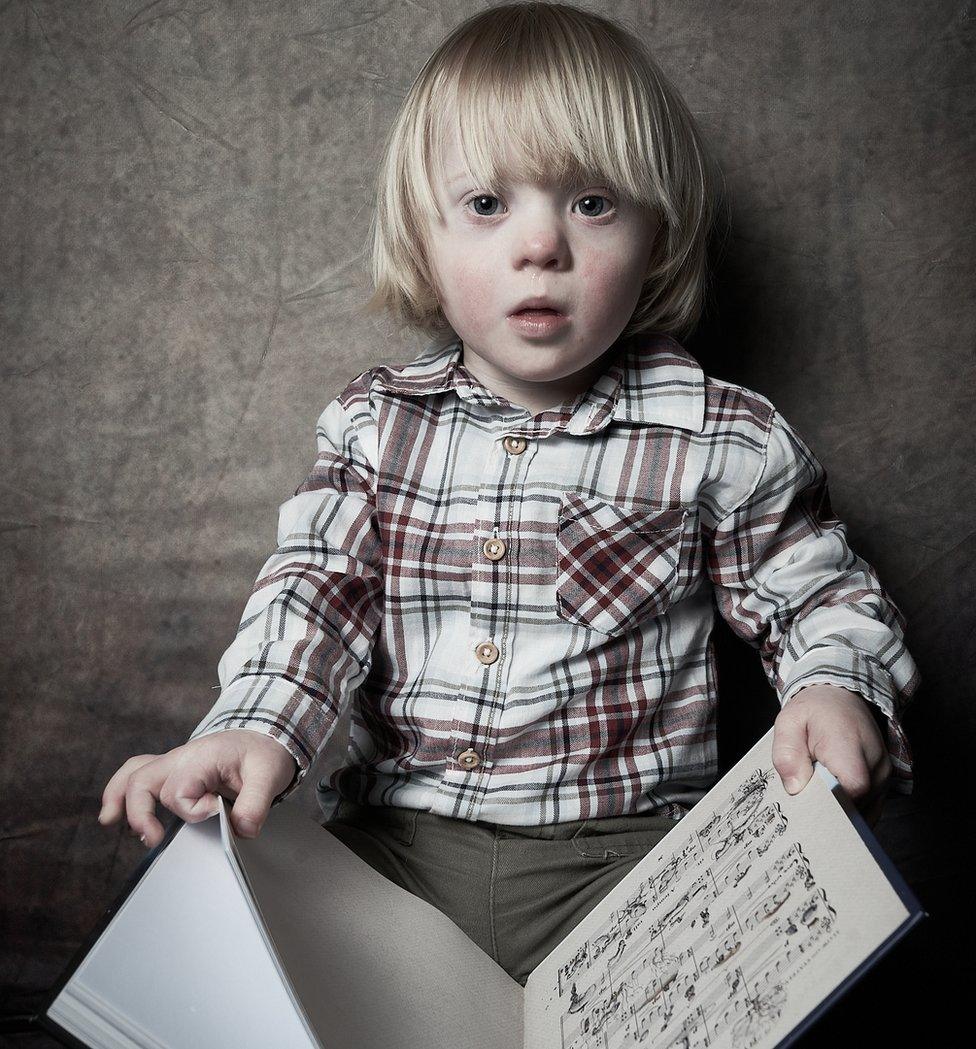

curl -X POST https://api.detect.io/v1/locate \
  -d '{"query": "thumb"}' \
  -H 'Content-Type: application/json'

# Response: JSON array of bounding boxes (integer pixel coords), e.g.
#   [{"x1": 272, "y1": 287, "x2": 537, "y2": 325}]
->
[
  {"x1": 229, "y1": 767, "x2": 279, "y2": 838},
  {"x1": 772, "y1": 715, "x2": 815, "y2": 795}
]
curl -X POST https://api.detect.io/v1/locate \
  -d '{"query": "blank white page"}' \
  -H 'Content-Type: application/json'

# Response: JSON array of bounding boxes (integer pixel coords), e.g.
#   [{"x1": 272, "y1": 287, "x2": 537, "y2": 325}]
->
[{"x1": 48, "y1": 815, "x2": 317, "y2": 1049}]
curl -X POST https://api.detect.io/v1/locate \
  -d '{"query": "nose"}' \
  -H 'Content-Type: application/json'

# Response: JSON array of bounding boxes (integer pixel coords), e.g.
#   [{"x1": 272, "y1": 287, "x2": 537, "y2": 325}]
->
[{"x1": 512, "y1": 206, "x2": 570, "y2": 271}]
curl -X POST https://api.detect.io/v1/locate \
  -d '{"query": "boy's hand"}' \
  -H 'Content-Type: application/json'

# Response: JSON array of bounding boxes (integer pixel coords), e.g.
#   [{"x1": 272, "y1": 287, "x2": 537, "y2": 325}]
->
[
  {"x1": 772, "y1": 684, "x2": 891, "y2": 828},
  {"x1": 98, "y1": 729, "x2": 298, "y2": 849}
]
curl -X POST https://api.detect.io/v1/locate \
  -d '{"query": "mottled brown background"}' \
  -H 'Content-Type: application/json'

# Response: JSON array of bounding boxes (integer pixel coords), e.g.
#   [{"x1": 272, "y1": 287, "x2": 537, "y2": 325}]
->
[{"x1": 1, "y1": 1, "x2": 973, "y2": 1044}]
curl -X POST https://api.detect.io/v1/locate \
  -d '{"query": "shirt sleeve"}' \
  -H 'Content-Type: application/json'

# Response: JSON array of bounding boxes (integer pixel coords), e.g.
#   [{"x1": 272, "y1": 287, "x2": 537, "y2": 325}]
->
[
  {"x1": 703, "y1": 407, "x2": 921, "y2": 793},
  {"x1": 187, "y1": 393, "x2": 384, "y2": 802}
]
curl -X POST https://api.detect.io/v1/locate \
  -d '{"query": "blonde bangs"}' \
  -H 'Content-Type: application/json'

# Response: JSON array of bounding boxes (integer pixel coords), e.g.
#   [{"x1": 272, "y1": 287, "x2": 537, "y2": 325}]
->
[{"x1": 361, "y1": 2, "x2": 726, "y2": 343}]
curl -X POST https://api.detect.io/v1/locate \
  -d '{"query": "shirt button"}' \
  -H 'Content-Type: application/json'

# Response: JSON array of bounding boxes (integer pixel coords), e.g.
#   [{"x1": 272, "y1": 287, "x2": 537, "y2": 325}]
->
[
  {"x1": 503, "y1": 435, "x2": 527, "y2": 455},
  {"x1": 483, "y1": 537, "x2": 506, "y2": 561},
  {"x1": 457, "y1": 748, "x2": 481, "y2": 770},
  {"x1": 475, "y1": 641, "x2": 499, "y2": 665}
]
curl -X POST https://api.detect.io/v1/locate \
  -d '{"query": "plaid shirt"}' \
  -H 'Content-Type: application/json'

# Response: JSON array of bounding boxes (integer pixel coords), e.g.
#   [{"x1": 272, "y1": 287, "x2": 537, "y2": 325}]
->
[{"x1": 190, "y1": 334, "x2": 920, "y2": 824}]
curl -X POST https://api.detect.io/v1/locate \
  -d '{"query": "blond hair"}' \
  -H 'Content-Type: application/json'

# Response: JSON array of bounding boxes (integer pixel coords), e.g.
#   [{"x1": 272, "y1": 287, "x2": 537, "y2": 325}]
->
[{"x1": 361, "y1": 1, "x2": 727, "y2": 343}]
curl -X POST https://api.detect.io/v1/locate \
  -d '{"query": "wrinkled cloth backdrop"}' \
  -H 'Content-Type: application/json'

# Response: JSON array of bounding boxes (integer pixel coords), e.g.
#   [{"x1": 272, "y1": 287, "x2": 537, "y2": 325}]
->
[{"x1": 1, "y1": 2, "x2": 972, "y2": 1044}]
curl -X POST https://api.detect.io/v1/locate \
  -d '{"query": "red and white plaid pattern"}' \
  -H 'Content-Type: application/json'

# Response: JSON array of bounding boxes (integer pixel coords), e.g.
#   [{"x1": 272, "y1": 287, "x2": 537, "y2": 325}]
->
[{"x1": 190, "y1": 334, "x2": 920, "y2": 824}]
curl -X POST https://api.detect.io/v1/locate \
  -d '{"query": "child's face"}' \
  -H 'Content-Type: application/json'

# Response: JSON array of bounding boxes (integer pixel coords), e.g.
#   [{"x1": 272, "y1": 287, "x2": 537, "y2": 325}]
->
[{"x1": 426, "y1": 126, "x2": 659, "y2": 412}]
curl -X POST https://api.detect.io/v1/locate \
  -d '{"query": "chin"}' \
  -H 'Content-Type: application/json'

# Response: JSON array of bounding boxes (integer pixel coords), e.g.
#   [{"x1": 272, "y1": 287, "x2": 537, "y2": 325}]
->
[
  {"x1": 506, "y1": 341, "x2": 572, "y2": 363},
  {"x1": 507, "y1": 362, "x2": 570, "y2": 382}
]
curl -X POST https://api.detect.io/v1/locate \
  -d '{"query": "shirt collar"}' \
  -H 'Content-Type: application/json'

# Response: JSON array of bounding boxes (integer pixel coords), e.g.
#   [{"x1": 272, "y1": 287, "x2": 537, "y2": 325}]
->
[{"x1": 370, "y1": 332, "x2": 706, "y2": 435}]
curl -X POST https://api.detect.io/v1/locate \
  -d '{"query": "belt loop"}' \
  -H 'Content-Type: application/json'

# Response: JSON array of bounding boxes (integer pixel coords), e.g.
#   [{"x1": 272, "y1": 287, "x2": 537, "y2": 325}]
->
[{"x1": 395, "y1": 808, "x2": 419, "y2": 847}]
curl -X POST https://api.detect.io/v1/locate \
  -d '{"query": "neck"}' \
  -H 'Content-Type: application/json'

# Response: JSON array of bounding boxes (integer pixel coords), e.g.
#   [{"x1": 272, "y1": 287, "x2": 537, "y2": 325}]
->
[{"x1": 459, "y1": 341, "x2": 624, "y2": 417}]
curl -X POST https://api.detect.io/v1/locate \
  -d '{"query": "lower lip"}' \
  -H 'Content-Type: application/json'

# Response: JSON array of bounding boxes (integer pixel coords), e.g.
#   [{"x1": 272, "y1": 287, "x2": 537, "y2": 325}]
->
[{"x1": 508, "y1": 309, "x2": 570, "y2": 336}]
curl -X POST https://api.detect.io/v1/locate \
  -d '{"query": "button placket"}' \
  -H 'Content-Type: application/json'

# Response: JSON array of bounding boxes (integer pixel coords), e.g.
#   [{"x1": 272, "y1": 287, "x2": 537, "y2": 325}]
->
[{"x1": 453, "y1": 427, "x2": 537, "y2": 809}]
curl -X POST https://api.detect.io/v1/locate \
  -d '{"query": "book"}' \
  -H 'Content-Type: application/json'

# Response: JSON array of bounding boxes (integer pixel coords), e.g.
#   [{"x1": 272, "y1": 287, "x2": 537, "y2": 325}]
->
[{"x1": 42, "y1": 728, "x2": 924, "y2": 1049}]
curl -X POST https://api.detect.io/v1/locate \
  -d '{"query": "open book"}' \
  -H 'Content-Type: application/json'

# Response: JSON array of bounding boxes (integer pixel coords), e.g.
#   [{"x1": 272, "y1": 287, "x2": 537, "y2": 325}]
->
[{"x1": 44, "y1": 729, "x2": 923, "y2": 1049}]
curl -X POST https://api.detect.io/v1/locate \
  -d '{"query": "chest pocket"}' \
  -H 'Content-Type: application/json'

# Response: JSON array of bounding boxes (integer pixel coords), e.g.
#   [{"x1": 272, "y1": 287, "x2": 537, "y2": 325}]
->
[{"x1": 555, "y1": 493, "x2": 693, "y2": 637}]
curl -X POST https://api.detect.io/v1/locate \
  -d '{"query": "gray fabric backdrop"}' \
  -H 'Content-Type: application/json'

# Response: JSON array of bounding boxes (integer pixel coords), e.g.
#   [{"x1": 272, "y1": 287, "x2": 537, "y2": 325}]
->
[{"x1": 2, "y1": 1, "x2": 972, "y2": 1043}]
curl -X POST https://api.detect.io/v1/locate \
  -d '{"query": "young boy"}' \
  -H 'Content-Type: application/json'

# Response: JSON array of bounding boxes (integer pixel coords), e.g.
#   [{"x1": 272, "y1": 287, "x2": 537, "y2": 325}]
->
[{"x1": 99, "y1": 2, "x2": 919, "y2": 986}]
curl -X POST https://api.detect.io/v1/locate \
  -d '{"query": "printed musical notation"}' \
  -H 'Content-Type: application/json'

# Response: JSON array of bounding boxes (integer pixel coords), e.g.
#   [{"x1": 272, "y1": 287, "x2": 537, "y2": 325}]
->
[{"x1": 548, "y1": 766, "x2": 840, "y2": 1049}]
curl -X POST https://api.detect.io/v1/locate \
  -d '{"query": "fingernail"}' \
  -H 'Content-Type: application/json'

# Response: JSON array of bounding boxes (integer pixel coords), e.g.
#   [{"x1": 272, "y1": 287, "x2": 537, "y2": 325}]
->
[
  {"x1": 237, "y1": 819, "x2": 257, "y2": 836},
  {"x1": 784, "y1": 776, "x2": 800, "y2": 793}
]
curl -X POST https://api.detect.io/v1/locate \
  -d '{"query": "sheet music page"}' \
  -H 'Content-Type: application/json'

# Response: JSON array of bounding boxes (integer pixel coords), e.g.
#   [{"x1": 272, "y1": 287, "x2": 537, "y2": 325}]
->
[{"x1": 523, "y1": 729, "x2": 910, "y2": 1049}]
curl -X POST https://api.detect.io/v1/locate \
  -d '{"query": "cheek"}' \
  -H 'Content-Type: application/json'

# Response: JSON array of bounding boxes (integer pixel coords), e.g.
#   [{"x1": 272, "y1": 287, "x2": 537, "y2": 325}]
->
[
  {"x1": 443, "y1": 256, "x2": 495, "y2": 329},
  {"x1": 453, "y1": 265, "x2": 486, "y2": 302},
  {"x1": 579, "y1": 257, "x2": 616, "y2": 297},
  {"x1": 429, "y1": 235, "x2": 484, "y2": 300},
  {"x1": 579, "y1": 251, "x2": 641, "y2": 309}
]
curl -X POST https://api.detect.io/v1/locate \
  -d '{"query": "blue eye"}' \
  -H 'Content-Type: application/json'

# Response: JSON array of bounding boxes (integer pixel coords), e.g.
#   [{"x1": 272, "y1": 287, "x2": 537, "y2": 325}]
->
[
  {"x1": 467, "y1": 194, "x2": 501, "y2": 217},
  {"x1": 575, "y1": 194, "x2": 614, "y2": 218}
]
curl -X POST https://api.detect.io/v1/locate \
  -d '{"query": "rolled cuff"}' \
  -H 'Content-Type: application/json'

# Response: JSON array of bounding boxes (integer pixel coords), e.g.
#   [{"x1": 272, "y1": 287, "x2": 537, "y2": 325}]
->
[{"x1": 188, "y1": 676, "x2": 334, "y2": 803}]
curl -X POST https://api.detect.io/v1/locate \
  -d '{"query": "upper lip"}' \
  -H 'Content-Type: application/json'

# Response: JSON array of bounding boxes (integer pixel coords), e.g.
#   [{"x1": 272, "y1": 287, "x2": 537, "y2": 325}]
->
[{"x1": 509, "y1": 296, "x2": 567, "y2": 315}]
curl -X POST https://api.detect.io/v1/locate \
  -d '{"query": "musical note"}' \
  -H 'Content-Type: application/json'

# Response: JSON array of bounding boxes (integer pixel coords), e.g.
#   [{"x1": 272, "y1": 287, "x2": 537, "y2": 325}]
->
[{"x1": 543, "y1": 755, "x2": 862, "y2": 1049}]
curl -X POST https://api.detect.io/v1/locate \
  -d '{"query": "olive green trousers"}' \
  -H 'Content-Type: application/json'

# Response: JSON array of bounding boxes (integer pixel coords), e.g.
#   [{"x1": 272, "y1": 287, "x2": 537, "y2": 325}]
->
[{"x1": 321, "y1": 799, "x2": 678, "y2": 986}]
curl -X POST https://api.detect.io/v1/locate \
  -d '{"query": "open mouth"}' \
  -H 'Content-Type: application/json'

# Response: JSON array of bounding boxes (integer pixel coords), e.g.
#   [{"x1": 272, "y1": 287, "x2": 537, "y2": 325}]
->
[{"x1": 508, "y1": 308, "x2": 570, "y2": 335}]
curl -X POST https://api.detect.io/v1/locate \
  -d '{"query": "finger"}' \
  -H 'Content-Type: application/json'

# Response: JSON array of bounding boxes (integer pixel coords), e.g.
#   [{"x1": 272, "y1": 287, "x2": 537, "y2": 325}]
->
[
  {"x1": 183, "y1": 790, "x2": 222, "y2": 823},
  {"x1": 867, "y1": 745, "x2": 891, "y2": 794},
  {"x1": 124, "y1": 764, "x2": 168, "y2": 847},
  {"x1": 99, "y1": 755, "x2": 159, "y2": 825},
  {"x1": 859, "y1": 711, "x2": 888, "y2": 766},
  {"x1": 855, "y1": 746, "x2": 891, "y2": 825},
  {"x1": 772, "y1": 715, "x2": 814, "y2": 794},
  {"x1": 854, "y1": 778, "x2": 886, "y2": 824},
  {"x1": 160, "y1": 767, "x2": 224, "y2": 824},
  {"x1": 814, "y1": 736, "x2": 872, "y2": 803},
  {"x1": 229, "y1": 765, "x2": 281, "y2": 838}
]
